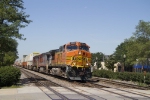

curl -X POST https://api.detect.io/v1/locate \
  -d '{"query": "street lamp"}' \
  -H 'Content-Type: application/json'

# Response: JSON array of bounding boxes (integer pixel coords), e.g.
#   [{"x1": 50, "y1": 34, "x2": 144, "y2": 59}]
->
[
  {"x1": 136, "y1": 59, "x2": 139, "y2": 72},
  {"x1": 95, "y1": 57, "x2": 98, "y2": 69},
  {"x1": 123, "y1": 54, "x2": 126, "y2": 71}
]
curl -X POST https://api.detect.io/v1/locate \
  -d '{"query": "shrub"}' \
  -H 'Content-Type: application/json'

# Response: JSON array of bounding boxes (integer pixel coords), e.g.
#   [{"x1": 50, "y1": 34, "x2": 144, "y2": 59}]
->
[
  {"x1": 92, "y1": 69, "x2": 150, "y2": 84},
  {"x1": 145, "y1": 73, "x2": 150, "y2": 84},
  {"x1": 0, "y1": 66, "x2": 21, "y2": 87}
]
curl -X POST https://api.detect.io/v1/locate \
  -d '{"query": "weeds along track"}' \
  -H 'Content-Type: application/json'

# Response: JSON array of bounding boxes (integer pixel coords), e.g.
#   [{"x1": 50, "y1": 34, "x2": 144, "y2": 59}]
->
[{"x1": 20, "y1": 68, "x2": 96, "y2": 100}]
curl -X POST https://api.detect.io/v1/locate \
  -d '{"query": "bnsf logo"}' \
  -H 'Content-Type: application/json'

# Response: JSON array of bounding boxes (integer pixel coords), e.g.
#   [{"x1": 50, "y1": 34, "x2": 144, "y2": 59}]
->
[
  {"x1": 73, "y1": 56, "x2": 86, "y2": 61},
  {"x1": 66, "y1": 56, "x2": 89, "y2": 62}
]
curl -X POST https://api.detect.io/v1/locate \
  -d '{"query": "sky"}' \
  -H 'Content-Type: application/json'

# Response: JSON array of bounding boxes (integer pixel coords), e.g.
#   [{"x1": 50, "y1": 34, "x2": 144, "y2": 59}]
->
[{"x1": 17, "y1": 0, "x2": 150, "y2": 60}]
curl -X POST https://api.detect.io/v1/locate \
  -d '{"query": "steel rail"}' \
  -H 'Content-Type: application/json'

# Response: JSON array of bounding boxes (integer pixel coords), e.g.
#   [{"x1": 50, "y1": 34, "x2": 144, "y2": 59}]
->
[{"x1": 98, "y1": 78, "x2": 150, "y2": 90}]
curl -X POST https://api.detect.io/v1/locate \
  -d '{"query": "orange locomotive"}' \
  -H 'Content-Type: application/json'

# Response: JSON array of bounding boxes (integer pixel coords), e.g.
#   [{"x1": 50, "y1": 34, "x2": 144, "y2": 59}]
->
[{"x1": 33, "y1": 41, "x2": 92, "y2": 81}]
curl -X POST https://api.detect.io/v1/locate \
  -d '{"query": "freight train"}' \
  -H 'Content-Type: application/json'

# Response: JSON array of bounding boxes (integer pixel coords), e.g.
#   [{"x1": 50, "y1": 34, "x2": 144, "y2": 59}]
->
[{"x1": 16, "y1": 42, "x2": 92, "y2": 81}]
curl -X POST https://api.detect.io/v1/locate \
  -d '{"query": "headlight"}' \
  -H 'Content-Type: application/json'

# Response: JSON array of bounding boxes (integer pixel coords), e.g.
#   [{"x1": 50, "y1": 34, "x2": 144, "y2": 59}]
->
[
  {"x1": 78, "y1": 51, "x2": 81, "y2": 55},
  {"x1": 73, "y1": 62, "x2": 76, "y2": 65}
]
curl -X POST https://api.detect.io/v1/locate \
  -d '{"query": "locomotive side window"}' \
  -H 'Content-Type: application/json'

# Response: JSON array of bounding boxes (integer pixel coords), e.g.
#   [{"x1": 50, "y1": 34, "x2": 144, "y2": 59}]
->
[
  {"x1": 67, "y1": 45, "x2": 77, "y2": 51},
  {"x1": 63, "y1": 45, "x2": 65, "y2": 52},
  {"x1": 79, "y1": 46, "x2": 89, "y2": 51},
  {"x1": 47, "y1": 54, "x2": 50, "y2": 61},
  {"x1": 59, "y1": 46, "x2": 65, "y2": 52}
]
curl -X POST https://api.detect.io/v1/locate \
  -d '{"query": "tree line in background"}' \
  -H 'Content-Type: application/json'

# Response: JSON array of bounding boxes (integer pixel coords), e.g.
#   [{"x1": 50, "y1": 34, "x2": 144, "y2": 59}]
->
[
  {"x1": 0, "y1": 0, "x2": 31, "y2": 66},
  {"x1": 114, "y1": 20, "x2": 150, "y2": 71},
  {"x1": 92, "y1": 20, "x2": 150, "y2": 72}
]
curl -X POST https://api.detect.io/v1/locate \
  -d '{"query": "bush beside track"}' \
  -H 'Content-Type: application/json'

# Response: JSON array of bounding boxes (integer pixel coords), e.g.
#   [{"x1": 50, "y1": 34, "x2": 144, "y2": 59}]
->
[
  {"x1": 0, "y1": 66, "x2": 21, "y2": 87},
  {"x1": 92, "y1": 70, "x2": 150, "y2": 85}
]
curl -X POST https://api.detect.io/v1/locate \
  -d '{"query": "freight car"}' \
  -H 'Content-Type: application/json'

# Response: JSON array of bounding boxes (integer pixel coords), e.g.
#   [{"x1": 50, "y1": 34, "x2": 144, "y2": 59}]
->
[
  {"x1": 25, "y1": 52, "x2": 40, "y2": 69},
  {"x1": 21, "y1": 55, "x2": 27, "y2": 68},
  {"x1": 32, "y1": 42, "x2": 92, "y2": 81}
]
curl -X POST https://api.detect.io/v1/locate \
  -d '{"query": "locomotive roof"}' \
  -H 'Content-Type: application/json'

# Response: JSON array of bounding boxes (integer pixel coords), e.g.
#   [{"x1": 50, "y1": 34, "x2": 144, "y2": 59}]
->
[
  {"x1": 65, "y1": 41, "x2": 90, "y2": 48},
  {"x1": 49, "y1": 49, "x2": 58, "y2": 52},
  {"x1": 41, "y1": 52, "x2": 50, "y2": 55}
]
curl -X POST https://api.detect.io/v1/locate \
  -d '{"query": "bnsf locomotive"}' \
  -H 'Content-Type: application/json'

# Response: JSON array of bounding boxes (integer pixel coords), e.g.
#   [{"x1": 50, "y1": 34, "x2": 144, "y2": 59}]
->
[{"x1": 21, "y1": 42, "x2": 92, "y2": 81}]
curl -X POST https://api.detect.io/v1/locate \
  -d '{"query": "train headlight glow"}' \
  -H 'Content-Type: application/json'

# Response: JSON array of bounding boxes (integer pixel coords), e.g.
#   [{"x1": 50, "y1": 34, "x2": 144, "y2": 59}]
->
[
  {"x1": 73, "y1": 62, "x2": 76, "y2": 65},
  {"x1": 78, "y1": 51, "x2": 81, "y2": 55}
]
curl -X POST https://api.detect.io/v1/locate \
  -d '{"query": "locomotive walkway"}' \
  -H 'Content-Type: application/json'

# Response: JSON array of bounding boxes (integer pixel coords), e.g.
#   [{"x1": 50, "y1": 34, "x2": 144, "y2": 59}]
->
[{"x1": 1, "y1": 72, "x2": 150, "y2": 100}]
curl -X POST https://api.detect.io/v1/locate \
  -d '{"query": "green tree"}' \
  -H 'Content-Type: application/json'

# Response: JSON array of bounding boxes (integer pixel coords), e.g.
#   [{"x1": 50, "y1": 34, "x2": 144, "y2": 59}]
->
[
  {"x1": 126, "y1": 20, "x2": 150, "y2": 66},
  {"x1": 0, "y1": 37, "x2": 18, "y2": 52},
  {"x1": 113, "y1": 20, "x2": 150, "y2": 71},
  {"x1": 3, "y1": 51, "x2": 18, "y2": 66},
  {"x1": 91, "y1": 52, "x2": 104, "y2": 68},
  {"x1": 0, "y1": 38, "x2": 18, "y2": 66},
  {"x1": 105, "y1": 55, "x2": 116, "y2": 70},
  {"x1": 0, "y1": 0, "x2": 32, "y2": 40},
  {"x1": 0, "y1": 0, "x2": 31, "y2": 66},
  {"x1": 113, "y1": 42, "x2": 127, "y2": 62},
  {"x1": 134, "y1": 20, "x2": 150, "y2": 39}
]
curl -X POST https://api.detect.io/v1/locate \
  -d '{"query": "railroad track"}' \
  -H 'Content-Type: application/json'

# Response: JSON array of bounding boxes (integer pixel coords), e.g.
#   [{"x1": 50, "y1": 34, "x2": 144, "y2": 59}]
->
[
  {"x1": 93, "y1": 77, "x2": 150, "y2": 90},
  {"x1": 20, "y1": 68, "x2": 96, "y2": 100},
  {"x1": 72, "y1": 80, "x2": 150, "y2": 100},
  {"x1": 72, "y1": 81, "x2": 109, "y2": 88},
  {"x1": 18, "y1": 67, "x2": 150, "y2": 99}
]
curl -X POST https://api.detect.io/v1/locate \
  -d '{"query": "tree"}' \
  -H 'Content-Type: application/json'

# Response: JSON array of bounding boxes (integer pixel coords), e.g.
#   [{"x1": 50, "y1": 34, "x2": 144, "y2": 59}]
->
[
  {"x1": 91, "y1": 52, "x2": 104, "y2": 67},
  {"x1": 0, "y1": 37, "x2": 18, "y2": 52},
  {"x1": 126, "y1": 20, "x2": 150, "y2": 66},
  {"x1": 113, "y1": 42, "x2": 127, "y2": 62},
  {"x1": 105, "y1": 55, "x2": 116, "y2": 70},
  {"x1": 0, "y1": 0, "x2": 31, "y2": 66},
  {"x1": 0, "y1": 38, "x2": 18, "y2": 66},
  {"x1": 3, "y1": 51, "x2": 18, "y2": 66},
  {"x1": 113, "y1": 20, "x2": 150, "y2": 71},
  {"x1": 134, "y1": 20, "x2": 150, "y2": 40},
  {"x1": 0, "y1": 0, "x2": 32, "y2": 40}
]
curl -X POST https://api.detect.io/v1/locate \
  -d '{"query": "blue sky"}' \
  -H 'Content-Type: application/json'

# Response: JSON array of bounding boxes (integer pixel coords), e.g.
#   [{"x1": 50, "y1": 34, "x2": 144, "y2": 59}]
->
[{"x1": 18, "y1": 0, "x2": 150, "y2": 59}]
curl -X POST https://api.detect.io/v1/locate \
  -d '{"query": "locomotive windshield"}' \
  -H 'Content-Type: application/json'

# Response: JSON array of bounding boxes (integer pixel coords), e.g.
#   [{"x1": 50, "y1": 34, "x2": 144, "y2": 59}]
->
[
  {"x1": 67, "y1": 45, "x2": 77, "y2": 51},
  {"x1": 79, "y1": 46, "x2": 89, "y2": 51}
]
